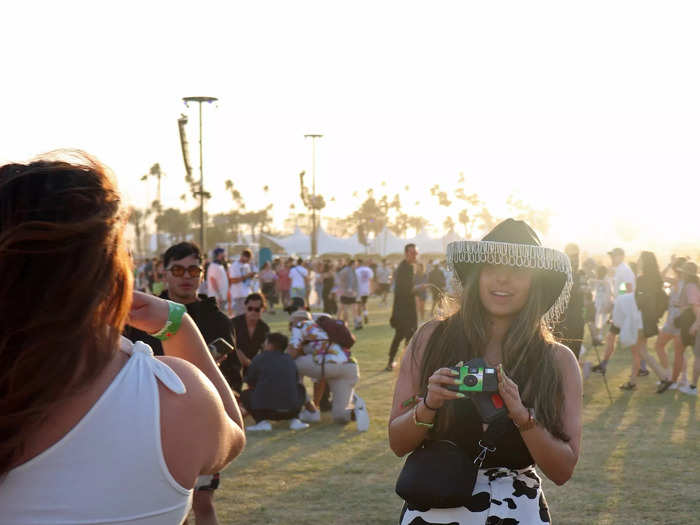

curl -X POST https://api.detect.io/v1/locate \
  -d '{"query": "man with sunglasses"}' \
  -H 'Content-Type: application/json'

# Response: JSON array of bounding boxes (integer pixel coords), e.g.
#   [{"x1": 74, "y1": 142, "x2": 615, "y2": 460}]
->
[
  {"x1": 223, "y1": 293, "x2": 270, "y2": 385},
  {"x1": 123, "y1": 242, "x2": 235, "y2": 525}
]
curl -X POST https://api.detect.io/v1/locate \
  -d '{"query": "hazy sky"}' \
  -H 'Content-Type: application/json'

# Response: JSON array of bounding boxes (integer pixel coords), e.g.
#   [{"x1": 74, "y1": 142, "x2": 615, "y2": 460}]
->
[{"x1": 2, "y1": 1, "x2": 698, "y2": 254}]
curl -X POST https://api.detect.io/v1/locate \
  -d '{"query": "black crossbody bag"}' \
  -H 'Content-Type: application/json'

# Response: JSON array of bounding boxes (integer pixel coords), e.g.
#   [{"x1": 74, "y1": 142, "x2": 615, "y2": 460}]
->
[{"x1": 395, "y1": 414, "x2": 512, "y2": 511}]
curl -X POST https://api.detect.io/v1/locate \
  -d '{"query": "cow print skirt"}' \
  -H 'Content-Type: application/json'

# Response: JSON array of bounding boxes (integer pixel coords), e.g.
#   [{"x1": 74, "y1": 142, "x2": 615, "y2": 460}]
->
[{"x1": 399, "y1": 467, "x2": 551, "y2": 525}]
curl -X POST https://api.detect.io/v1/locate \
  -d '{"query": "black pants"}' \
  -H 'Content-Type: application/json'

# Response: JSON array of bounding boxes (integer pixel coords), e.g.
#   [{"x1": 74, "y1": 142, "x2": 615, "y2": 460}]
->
[
  {"x1": 389, "y1": 325, "x2": 416, "y2": 364},
  {"x1": 240, "y1": 385, "x2": 305, "y2": 423}
]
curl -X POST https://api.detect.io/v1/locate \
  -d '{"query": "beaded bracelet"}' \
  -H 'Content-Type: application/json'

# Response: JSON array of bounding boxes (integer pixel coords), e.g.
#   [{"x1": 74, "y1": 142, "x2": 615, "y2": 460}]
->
[
  {"x1": 412, "y1": 405, "x2": 435, "y2": 429},
  {"x1": 150, "y1": 301, "x2": 186, "y2": 341}
]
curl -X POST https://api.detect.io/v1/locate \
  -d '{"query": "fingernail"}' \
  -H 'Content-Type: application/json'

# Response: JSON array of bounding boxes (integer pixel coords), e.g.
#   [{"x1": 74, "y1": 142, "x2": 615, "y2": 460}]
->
[
  {"x1": 454, "y1": 379, "x2": 462, "y2": 384},
  {"x1": 456, "y1": 393, "x2": 466, "y2": 398}
]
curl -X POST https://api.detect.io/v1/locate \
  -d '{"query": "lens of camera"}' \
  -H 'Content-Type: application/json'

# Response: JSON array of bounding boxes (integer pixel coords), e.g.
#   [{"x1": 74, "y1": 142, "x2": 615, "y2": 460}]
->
[{"x1": 464, "y1": 375, "x2": 478, "y2": 387}]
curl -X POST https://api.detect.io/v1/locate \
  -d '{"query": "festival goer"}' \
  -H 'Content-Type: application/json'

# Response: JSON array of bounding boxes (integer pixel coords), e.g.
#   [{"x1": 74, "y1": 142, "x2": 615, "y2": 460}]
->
[
  {"x1": 241, "y1": 333, "x2": 309, "y2": 431},
  {"x1": 259, "y1": 261, "x2": 278, "y2": 314},
  {"x1": 618, "y1": 251, "x2": 670, "y2": 390},
  {"x1": 207, "y1": 247, "x2": 229, "y2": 312},
  {"x1": 555, "y1": 243, "x2": 588, "y2": 360},
  {"x1": 387, "y1": 244, "x2": 418, "y2": 371},
  {"x1": 427, "y1": 259, "x2": 447, "y2": 315},
  {"x1": 277, "y1": 258, "x2": 292, "y2": 308},
  {"x1": 389, "y1": 219, "x2": 581, "y2": 524},
  {"x1": 653, "y1": 257, "x2": 688, "y2": 390},
  {"x1": 130, "y1": 242, "x2": 236, "y2": 525},
  {"x1": 591, "y1": 265, "x2": 613, "y2": 345},
  {"x1": 222, "y1": 293, "x2": 271, "y2": 394},
  {"x1": 228, "y1": 250, "x2": 256, "y2": 317},
  {"x1": 593, "y1": 247, "x2": 636, "y2": 374},
  {"x1": 286, "y1": 310, "x2": 369, "y2": 430},
  {"x1": 658, "y1": 261, "x2": 700, "y2": 393},
  {"x1": 0, "y1": 154, "x2": 245, "y2": 523},
  {"x1": 414, "y1": 262, "x2": 429, "y2": 322},
  {"x1": 322, "y1": 260, "x2": 338, "y2": 315},
  {"x1": 356, "y1": 259, "x2": 374, "y2": 325},
  {"x1": 338, "y1": 259, "x2": 362, "y2": 330},
  {"x1": 287, "y1": 257, "x2": 308, "y2": 300},
  {"x1": 375, "y1": 259, "x2": 392, "y2": 305},
  {"x1": 151, "y1": 259, "x2": 166, "y2": 296}
]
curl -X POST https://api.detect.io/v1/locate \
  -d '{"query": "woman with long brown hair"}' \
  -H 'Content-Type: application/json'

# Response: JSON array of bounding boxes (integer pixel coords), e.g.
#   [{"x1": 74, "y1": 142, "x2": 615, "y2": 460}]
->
[
  {"x1": 0, "y1": 152, "x2": 245, "y2": 524},
  {"x1": 389, "y1": 219, "x2": 582, "y2": 524}
]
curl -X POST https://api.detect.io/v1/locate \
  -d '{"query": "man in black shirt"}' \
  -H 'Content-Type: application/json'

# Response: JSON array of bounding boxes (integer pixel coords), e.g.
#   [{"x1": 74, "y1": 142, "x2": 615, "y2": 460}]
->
[
  {"x1": 124, "y1": 242, "x2": 232, "y2": 525},
  {"x1": 240, "y1": 332, "x2": 308, "y2": 431},
  {"x1": 387, "y1": 243, "x2": 418, "y2": 371},
  {"x1": 221, "y1": 293, "x2": 270, "y2": 393}
]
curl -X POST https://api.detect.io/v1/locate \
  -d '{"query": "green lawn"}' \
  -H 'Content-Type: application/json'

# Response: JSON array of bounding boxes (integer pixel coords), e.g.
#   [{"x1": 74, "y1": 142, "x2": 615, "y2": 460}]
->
[{"x1": 209, "y1": 299, "x2": 698, "y2": 525}]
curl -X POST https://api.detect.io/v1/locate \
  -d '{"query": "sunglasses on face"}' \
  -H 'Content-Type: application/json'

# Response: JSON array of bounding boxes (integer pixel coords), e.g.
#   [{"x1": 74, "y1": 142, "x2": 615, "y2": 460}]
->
[
  {"x1": 167, "y1": 265, "x2": 203, "y2": 278},
  {"x1": 247, "y1": 306, "x2": 262, "y2": 312}
]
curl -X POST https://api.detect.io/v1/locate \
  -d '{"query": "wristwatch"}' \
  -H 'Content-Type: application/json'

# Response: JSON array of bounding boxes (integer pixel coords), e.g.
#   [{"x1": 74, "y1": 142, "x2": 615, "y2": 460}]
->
[{"x1": 514, "y1": 407, "x2": 537, "y2": 432}]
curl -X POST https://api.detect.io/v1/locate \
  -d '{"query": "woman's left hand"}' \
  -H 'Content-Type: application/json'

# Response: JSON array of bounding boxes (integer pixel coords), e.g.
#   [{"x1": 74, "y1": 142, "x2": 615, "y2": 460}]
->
[{"x1": 497, "y1": 364, "x2": 529, "y2": 426}]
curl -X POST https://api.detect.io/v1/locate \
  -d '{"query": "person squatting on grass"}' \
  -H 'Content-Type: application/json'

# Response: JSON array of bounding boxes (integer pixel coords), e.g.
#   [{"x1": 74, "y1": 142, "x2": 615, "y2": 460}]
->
[
  {"x1": 240, "y1": 332, "x2": 309, "y2": 431},
  {"x1": 286, "y1": 310, "x2": 370, "y2": 431},
  {"x1": 389, "y1": 219, "x2": 582, "y2": 524},
  {"x1": 0, "y1": 152, "x2": 245, "y2": 524}
]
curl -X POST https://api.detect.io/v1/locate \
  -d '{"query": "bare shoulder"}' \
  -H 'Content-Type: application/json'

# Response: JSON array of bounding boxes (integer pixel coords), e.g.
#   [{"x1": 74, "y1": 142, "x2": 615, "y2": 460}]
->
[{"x1": 551, "y1": 342, "x2": 582, "y2": 380}]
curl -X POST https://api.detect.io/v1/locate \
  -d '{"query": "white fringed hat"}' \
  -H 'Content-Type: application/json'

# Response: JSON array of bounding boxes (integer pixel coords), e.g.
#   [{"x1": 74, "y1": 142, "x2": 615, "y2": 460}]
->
[{"x1": 447, "y1": 218, "x2": 573, "y2": 325}]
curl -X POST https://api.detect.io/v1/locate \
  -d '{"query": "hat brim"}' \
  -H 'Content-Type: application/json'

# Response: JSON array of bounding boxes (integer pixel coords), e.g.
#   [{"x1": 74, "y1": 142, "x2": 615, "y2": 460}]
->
[{"x1": 447, "y1": 240, "x2": 572, "y2": 325}]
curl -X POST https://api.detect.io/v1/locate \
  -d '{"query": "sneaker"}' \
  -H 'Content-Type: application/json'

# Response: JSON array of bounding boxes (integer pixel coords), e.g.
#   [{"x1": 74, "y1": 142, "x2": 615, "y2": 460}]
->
[
  {"x1": 619, "y1": 382, "x2": 637, "y2": 391},
  {"x1": 299, "y1": 408, "x2": 321, "y2": 423},
  {"x1": 669, "y1": 382, "x2": 680, "y2": 390},
  {"x1": 247, "y1": 420, "x2": 272, "y2": 432},
  {"x1": 656, "y1": 379, "x2": 674, "y2": 394},
  {"x1": 638, "y1": 369, "x2": 650, "y2": 377},
  {"x1": 384, "y1": 362, "x2": 396, "y2": 372},
  {"x1": 592, "y1": 362, "x2": 607, "y2": 374},
  {"x1": 353, "y1": 394, "x2": 370, "y2": 432},
  {"x1": 289, "y1": 418, "x2": 310, "y2": 430},
  {"x1": 679, "y1": 385, "x2": 698, "y2": 396}
]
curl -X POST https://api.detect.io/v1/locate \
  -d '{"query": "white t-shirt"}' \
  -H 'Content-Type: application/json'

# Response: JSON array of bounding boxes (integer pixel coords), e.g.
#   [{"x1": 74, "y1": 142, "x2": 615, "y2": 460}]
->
[
  {"x1": 375, "y1": 266, "x2": 391, "y2": 285},
  {"x1": 613, "y1": 262, "x2": 636, "y2": 297},
  {"x1": 290, "y1": 265, "x2": 308, "y2": 289},
  {"x1": 207, "y1": 262, "x2": 229, "y2": 303},
  {"x1": 229, "y1": 260, "x2": 252, "y2": 299},
  {"x1": 356, "y1": 266, "x2": 374, "y2": 297}
]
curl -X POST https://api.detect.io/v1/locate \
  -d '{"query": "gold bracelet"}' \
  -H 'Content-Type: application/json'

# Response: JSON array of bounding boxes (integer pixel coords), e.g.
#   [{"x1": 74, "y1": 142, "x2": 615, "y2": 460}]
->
[{"x1": 412, "y1": 405, "x2": 434, "y2": 429}]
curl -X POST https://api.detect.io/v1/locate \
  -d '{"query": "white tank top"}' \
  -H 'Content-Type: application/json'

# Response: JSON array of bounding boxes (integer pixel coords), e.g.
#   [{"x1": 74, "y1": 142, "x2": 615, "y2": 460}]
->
[{"x1": 0, "y1": 338, "x2": 193, "y2": 524}]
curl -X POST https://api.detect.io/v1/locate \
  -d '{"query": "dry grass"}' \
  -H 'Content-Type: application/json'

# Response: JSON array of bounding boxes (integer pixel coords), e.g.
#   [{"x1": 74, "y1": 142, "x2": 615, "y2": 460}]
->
[{"x1": 207, "y1": 299, "x2": 698, "y2": 525}]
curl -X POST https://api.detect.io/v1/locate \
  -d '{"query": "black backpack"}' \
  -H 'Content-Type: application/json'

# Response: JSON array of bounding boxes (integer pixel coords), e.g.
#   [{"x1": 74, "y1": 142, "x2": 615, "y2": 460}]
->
[{"x1": 316, "y1": 316, "x2": 356, "y2": 349}]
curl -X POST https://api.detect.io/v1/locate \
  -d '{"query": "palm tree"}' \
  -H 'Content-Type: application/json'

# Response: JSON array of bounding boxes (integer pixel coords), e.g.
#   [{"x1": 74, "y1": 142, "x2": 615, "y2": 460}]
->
[
  {"x1": 141, "y1": 163, "x2": 165, "y2": 252},
  {"x1": 459, "y1": 209, "x2": 470, "y2": 238}
]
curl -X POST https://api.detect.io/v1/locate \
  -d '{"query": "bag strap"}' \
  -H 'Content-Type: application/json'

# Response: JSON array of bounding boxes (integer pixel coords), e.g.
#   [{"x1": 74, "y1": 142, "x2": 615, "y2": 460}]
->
[{"x1": 473, "y1": 414, "x2": 514, "y2": 469}]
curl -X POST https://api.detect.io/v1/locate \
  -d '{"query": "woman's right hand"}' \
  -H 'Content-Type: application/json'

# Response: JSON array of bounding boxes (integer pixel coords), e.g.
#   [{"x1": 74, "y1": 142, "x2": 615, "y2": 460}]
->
[
  {"x1": 425, "y1": 366, "x2": 464, "y2": 410},
  {"x1": 128, "y1": 291, "x2": 171, "y2": 335}
]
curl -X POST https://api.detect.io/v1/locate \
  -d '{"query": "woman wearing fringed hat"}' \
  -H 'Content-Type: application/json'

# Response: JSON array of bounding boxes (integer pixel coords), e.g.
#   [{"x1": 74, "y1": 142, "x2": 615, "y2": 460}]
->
[{"x1": 389, "y1": 219, "x2": 581, "y2": 524}]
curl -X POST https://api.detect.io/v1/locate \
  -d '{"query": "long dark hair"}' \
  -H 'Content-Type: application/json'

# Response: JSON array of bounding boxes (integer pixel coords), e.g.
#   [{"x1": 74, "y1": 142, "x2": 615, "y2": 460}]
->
[
  {"x1": 417, "y1": 265, "x2": 569, "y2": 441},
  {"x1": 0, "y1": 151, "x2": 133, "y2": 474},
  {"x1": 638, "y1": 251, "x2": 662, "y2": 285}
]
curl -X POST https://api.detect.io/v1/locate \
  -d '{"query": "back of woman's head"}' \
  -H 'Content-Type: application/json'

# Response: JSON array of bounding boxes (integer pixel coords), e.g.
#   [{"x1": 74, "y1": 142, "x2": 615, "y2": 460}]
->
[
  {"x1": 0, "y1": 151, "x2": 132, "y2": 474},
  {"x1": 639, "y1": 251, "x2": 661, "y2": 282}
]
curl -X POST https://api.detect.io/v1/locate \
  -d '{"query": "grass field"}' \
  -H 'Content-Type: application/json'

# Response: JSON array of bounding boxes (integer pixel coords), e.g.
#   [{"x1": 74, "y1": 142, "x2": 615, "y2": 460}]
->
[{"x1": 209, "y1": 298, "x2": 698, "y2": 525}]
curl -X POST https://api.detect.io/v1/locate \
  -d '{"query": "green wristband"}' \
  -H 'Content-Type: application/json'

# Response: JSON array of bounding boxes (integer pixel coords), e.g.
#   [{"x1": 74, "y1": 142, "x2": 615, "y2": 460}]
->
[{"x1": 151, "y1": 301, "x2": 186, "y2": 341}]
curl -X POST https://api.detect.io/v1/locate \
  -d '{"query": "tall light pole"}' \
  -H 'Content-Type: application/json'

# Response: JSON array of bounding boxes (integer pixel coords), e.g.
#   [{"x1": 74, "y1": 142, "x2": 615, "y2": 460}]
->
[
  {"x1": 304, "y1": 134, "x2": 323, "y2": 257},
  {"x1": 183, "y1": 96, "x2": 218, "y2": 251}
]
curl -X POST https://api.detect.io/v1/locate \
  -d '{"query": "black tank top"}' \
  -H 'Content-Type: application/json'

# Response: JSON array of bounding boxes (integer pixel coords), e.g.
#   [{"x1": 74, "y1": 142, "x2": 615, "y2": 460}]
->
[{"x1": 435, "y1": 398, "x2": 534, "y2": 469}]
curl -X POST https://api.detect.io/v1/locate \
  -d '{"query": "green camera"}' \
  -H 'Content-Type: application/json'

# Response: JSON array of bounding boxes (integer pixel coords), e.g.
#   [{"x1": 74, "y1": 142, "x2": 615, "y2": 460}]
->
[{"x1": 446, "y1": 358, "x2": 498, "y2": 393}]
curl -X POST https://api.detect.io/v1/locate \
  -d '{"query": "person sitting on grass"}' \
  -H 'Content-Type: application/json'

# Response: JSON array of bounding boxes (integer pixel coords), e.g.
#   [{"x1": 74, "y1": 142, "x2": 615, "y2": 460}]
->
[
  {"x1": 240, "y1": 333, "x2": 309, "y2": 431},
  {"x1": 286, "y1": 310, "x2": 370, "y2": 431}
]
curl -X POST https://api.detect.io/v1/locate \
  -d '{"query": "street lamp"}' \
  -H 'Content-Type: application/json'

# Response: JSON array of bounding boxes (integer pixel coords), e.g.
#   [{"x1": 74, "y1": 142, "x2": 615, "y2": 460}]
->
[
  {"x1": 304, "y1": 134, "x2": 323, "y2": 257},
  {"x1": 183, "y1": 96, "x2": 218, "y2": 251}
]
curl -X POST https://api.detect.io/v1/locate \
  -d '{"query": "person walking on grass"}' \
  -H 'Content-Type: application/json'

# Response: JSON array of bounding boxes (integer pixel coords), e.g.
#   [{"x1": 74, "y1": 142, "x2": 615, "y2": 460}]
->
[
  {"x1": 387, "y1": 244, "x2": 418, "y2": 371},
  {"x1": 657, "y1": 261, "x2": 700, "y2": 394},
  {"x1": 375, "y1": 259, "x2": 392, "y2": 305},
  {"x1": 338, "y1": 259, "x2": 362, "y2": 330},
  {"x1": 356, "y1": 259, "x2": 374, "y2": 325},
  {"x1": 617, "y1": 252, "x2": 672, "y2": 391},
  {"x1": 389, "y1": 219, "x2": 580, "y2": 524},
  {"x1": 592, "y1": 247, "x2": 637, "y2": 374}
]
